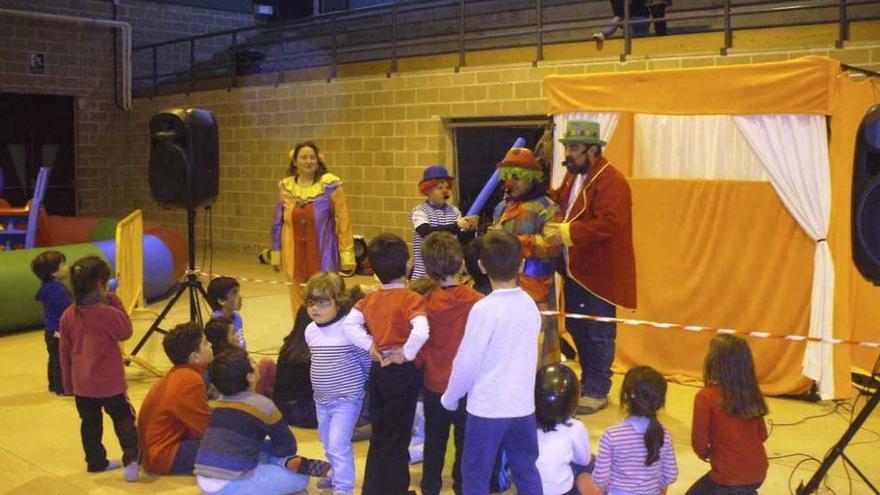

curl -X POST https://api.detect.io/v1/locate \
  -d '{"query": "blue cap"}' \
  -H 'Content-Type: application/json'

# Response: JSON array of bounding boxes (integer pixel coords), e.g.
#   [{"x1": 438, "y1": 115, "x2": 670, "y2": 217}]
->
[{"x1": 420, "y1": 165, "x2": 453, "y2": 183}]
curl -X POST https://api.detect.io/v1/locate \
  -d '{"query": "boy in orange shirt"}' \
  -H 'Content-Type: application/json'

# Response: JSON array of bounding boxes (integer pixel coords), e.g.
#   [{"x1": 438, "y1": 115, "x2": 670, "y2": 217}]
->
[
  {"x1": 415, "y1": 232, "x2": 484, "y2": 495},
  {"x1": 138, "y1": 323, "x2": 213, "y2": 475},
  {"x1": 344, "y1": 234, "x2": 428, "y2": 495}
]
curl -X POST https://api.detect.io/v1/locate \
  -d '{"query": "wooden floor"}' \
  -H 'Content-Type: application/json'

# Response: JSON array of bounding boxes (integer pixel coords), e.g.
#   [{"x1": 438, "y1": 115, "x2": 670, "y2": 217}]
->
[{"x1": 0, "y1": 249, "x2": 877, "y2": 494}]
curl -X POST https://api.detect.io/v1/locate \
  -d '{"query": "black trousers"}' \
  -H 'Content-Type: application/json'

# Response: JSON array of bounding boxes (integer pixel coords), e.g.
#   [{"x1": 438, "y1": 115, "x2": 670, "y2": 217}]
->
[
  {"x1": 45, "y1": 333, "x2": 63, "y2": 393},
  {"x1": 74, "y1": 394, "x2": 139, "y2": 471},
  {"x1": 362, "y1": 361, "x2": 420, "y2": 495},
  {"x1": 421, "y1": 390, "x2": 467, "y2": 495},
  {"x1": 650, "y1": 4, "x2": 667, "y2": 35}
]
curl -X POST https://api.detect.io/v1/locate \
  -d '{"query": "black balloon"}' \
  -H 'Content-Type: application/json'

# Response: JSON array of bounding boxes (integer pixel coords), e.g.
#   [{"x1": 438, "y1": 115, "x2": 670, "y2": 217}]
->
[{"x1": 535, "y1": 363, "x2": 579, "y2": 427}]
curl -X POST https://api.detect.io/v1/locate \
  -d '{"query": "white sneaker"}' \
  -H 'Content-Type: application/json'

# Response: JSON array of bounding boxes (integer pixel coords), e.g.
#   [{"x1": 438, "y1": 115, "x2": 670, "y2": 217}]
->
[
  {"x1": 123, "y1": 461, "x2": 139, "y2": 482},
  {"x1": 592, "y1": 32, "x2": 605, "y2": 43},
  {"x1": 103, "y1": 460, "x2": 122, "y2": 471}
]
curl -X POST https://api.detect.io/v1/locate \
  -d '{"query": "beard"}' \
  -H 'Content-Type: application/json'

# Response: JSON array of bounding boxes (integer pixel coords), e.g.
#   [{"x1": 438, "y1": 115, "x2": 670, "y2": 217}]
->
[{"x1": 564, "y1": 156, "x2": 589, "y2": 175}]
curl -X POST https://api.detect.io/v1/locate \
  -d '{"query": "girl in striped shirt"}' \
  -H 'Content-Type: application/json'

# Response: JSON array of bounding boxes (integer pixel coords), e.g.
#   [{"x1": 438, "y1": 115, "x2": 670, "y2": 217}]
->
[
  {"x1": 592, "y1": 366, "x2": 678, "y2": 494},
  {"x1": 304, "y1": 273, "x2": 372, "y2": 495}
]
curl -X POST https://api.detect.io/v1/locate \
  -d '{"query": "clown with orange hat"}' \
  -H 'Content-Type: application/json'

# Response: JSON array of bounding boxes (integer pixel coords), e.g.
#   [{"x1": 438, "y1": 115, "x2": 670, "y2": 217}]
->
[{"x1": 491, "y1": 146, "x2": 563, "y2": 364}]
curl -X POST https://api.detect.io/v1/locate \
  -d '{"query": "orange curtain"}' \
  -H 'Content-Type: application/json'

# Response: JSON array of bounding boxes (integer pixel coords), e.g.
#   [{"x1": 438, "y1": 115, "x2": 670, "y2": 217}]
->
[
  {"x1": 545, "y1": 56, "x2": 841, "y2": 116},
  {"x1": 545, "y1": 56, "x2": 880, "y2": 398},
  {"x1": 613, "y1": 179, "x2": 815, "y2": 395},
  {"x1": 828, "y1": 76, "x2": 880, "y2": 394}
]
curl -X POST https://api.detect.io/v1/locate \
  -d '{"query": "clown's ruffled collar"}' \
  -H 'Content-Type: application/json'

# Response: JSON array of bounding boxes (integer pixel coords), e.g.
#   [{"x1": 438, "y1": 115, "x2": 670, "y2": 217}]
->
[{"x1": 279, "y1": 173, "x2": 341, "y2": 203}]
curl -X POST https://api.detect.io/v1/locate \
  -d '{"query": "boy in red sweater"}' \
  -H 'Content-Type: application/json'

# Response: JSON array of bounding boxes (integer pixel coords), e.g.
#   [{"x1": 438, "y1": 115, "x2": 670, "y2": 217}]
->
[
  {"x1": 344, "y1": 233, "x2": 429, "y2": 495},
  {"x1": 138, "y1": 322, "x2": 213, "y2": 475},
  {"x1": 59, "y1": 256, "x2": 139, "y2": 481},
  {"x1": 414, "y1": 232, "x2": 484, "y2": 495}
]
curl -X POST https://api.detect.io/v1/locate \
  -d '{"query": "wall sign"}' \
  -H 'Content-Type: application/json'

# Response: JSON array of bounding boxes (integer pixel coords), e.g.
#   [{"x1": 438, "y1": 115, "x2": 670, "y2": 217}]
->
[{"x1": 29, "y1": 53, "x2": 45, "y2": 75}]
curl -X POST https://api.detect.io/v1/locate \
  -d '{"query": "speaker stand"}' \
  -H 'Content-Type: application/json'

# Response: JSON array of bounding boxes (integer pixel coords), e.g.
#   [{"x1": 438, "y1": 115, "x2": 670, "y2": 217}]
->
[
  {"x1": 797, "y1": 352, "x2": 880, "y2": 495},
  {"x1": 129, "y1": 207, "x2": 211, "y2": 358}
]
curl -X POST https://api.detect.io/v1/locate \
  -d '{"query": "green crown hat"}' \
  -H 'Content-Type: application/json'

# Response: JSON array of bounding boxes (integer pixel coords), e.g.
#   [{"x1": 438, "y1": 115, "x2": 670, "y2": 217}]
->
[{"x1": 558, "y1": 120, "x2": 606, "y2": 146}]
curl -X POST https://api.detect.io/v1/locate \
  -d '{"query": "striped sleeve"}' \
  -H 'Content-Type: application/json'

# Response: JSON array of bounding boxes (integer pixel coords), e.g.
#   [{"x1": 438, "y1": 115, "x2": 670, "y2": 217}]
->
[{"x1": 592, "y1": 430, "x2": 613, "y2": 490}]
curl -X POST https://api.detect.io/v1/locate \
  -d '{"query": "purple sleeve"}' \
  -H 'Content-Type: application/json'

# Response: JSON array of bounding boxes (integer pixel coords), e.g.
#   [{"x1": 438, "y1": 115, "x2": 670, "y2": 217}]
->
[{"x1": 271, "y1": 201, "x2": 284, "y2": 251}]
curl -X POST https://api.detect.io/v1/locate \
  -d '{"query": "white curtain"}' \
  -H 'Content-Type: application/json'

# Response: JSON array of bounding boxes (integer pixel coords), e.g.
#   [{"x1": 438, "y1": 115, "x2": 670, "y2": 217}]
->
[
  {"x1": 734, "y1": 114, "x2": 835, "y2": 400},
  {"x1": 634, "y1": 115, "x2": 768, "y2": 180},
  {"x1": 552, "y1": 112, "x2": 621, "y2": 188}
]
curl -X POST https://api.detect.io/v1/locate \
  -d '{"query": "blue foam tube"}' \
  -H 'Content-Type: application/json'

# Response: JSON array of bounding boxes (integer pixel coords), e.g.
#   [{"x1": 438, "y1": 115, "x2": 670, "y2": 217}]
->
[{"x1": 465, "y1": 137, "x2": 526, "y2": 216}]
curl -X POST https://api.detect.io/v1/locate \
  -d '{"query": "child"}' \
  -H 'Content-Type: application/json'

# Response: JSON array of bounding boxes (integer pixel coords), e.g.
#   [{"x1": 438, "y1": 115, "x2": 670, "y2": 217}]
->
[
  {"x1": 304, "y1": 272, "x2": 372, "y2": 495},
  {"x1": 206, "y1": 276, "x2": 246, "y2": 349},
  {"x1": 194, "y1": 349, "x2": 330, "y2": 495},
  {"x1": 31, "y1": 250, "x2": 71, "y2": 394},
  {"x1": 204, "y1": 316, "x2": 239, "y2": 357},
  {"x1": 440, "y1": 230, "x2": 543, "y2": 494},
  {"x1": 138, "y1": 322, "x2": 212, "y2": 475},
  {"x1": 592, "y1": 366, "x2": 678, "y2": 494},
  {"x1": 534, "y1": 363, "x2": 596, "y2": 495},
  {"x1": 343, "y1": 233, "x2": 429, "y2": 495},
  {"x1": 273, "y1": 305, "x2": 318, "y2": 428},
  {"x1": 686, "y1": 334, "x2": 768, "y2": 495},
  {"x1": 410, "y1": 165, "x2": 477, "y2": 279},
  {"x1": 59, "y1": 256, "x2": 139, "y2": 481},
  {"x1": 415, "y1": 231, "x2": 485, "y2": 495}
]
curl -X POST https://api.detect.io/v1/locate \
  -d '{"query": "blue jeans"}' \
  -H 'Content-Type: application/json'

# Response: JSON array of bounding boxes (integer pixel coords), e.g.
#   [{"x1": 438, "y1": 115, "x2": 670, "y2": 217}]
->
[
  {"x1": 462, "y1": 414, "x2": 542, "y2": 495},
  {"x1": 316, "y1": 398, "x2": 362, "y2": 494},
  {"x1": 600, "y1": 15, "x2": 650, "y2": 38},
  {"x1": 207, "y1": 462, "x2": 308, "y2": 495},
  {"x1": 564, "y1": 278, "x2": 617, "y2": 398}
]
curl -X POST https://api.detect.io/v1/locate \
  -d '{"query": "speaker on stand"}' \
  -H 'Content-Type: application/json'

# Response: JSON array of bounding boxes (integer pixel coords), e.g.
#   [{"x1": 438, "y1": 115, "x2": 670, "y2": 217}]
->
[
  {"x1": 798, "y1": 104, "x2": 880, "y2": 495},
  {"x1": 130, "y1": 108, "x2": 219, "y2": 358}
]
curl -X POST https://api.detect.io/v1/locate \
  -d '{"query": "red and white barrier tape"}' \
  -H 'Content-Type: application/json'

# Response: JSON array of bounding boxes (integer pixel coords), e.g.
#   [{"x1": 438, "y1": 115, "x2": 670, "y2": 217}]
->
[
  {"x1": 193, "y1": 270, "x2": 880, "y2": 349},
  {"x1": 539, "y1": 310, "x2": 880, "y2": 349}
]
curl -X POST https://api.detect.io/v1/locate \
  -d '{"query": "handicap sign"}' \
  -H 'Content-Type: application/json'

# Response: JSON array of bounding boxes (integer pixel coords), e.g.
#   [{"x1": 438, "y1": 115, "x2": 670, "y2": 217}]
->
[{"x1": 29, "y1": 53, "x2": 45, "y2": 75}]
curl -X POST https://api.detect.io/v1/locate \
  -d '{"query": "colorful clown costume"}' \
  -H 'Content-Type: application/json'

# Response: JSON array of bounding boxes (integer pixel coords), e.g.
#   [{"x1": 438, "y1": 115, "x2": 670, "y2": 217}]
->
[{"x1": 271, "y1": 173, "x2": 354, "y2": 313}]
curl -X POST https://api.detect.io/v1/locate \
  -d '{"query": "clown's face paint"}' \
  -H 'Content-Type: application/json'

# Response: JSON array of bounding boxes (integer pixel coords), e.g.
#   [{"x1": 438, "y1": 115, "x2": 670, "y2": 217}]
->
[
  {"x1": 426, "y1": 181, "x2": 451, "y2": 206},
  {"x1": 504, "y1": 173, "x2": 533, "y2": 200}
]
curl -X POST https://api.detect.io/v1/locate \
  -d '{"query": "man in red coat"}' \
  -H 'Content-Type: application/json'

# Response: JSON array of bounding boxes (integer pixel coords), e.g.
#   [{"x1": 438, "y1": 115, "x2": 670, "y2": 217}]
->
[{"x1": 547, "y1": 120, "x2": 636, "y2": 415}]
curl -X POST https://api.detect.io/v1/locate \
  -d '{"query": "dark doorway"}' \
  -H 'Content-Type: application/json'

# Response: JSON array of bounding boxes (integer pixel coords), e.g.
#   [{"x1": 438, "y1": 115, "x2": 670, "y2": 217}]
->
[
  {"x1": 0, "y1": 93, "x2": 76, "y2": 216},
  {"x1": 454, "y1": 123, "x2": 547, "y2": 226}
]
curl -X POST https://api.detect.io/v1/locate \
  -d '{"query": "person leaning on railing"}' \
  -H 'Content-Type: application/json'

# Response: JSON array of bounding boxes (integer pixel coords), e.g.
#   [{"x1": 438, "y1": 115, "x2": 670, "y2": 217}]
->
[{"x1": 271, "y1": 141, "x2": 355, "y2": 316}]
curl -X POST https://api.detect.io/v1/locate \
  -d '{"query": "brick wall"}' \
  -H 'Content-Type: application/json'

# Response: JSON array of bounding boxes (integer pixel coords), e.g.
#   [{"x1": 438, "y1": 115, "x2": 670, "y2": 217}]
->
[
  {"x1": 0, "y1": 0, "x2": 259, "y2": 83},
  {"x1": 0, "y1": 13, "x2": 130, "y2": 217},
  {"x1": 106, "y1": 43, "x2": 880, "y2": 254}
]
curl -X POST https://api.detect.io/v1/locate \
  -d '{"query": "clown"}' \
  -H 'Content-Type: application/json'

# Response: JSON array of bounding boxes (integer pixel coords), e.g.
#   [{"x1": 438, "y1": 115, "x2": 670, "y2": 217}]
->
[
  {"x1": 410, "y1": 165, "x2": 478, "y2": 280},
  {"x1": 491, "y1": 147, "x2": 563, "y2": 365},
  {"x1": 271, "y1": 141, "x2": 355, "y2": 315}
]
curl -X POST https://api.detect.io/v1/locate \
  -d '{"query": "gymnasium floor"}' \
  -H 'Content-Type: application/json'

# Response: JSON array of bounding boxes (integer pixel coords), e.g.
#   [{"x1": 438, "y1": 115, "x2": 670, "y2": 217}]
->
[{"x1": 0, "y1": 249, "x2": 877, "y2": 495}]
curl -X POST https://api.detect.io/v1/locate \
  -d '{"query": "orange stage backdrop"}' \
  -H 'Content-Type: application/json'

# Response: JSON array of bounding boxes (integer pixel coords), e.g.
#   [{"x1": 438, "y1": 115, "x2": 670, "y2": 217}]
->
[{"x1": 545, "y1": 56, "x2": 880, "y2": 399}]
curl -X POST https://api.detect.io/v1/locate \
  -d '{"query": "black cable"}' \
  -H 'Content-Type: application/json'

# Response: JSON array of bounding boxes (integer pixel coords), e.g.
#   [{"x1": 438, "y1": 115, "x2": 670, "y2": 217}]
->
[{"x1": 767, "y1": 401, "x2": 846, "y2": 438}]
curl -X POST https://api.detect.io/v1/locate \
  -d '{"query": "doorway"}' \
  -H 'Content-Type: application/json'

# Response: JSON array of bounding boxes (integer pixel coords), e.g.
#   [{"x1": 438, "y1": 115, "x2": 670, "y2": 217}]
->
[
  {"x1": 452, "y1": 118, "x2": 548, "y2": 226},
  {"x1": 0, "y1": 93, "x2": 76, "y2": 216}
]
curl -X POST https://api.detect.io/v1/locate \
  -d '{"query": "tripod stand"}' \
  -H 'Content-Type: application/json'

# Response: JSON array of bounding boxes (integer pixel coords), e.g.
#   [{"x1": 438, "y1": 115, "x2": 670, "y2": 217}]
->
[
  {"x1": 797, "y1": 353, "x2": 880, "y2": 494},
  {"x1": 129, "y1": 207, "x2": 211, "y2": 357}
]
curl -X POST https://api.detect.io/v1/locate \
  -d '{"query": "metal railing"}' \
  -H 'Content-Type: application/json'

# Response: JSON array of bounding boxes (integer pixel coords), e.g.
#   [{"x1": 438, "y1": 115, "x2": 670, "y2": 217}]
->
[{"x1": 132, "y1": 0, "x2": 879, "y2": 96}]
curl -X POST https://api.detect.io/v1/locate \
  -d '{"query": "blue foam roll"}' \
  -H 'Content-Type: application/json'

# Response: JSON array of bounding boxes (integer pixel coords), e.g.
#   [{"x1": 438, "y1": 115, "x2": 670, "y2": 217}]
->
[{"x1": 465, "y1": 137, "x2": 526, "y2": 216}]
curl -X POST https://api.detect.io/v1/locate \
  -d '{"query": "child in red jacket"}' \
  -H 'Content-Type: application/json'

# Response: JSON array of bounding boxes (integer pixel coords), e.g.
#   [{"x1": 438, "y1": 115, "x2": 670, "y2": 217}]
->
[
  {"x1": 60, "y1": 256, "x2": 139, "y2": 481},
  {"x1": 688, "y1": 334, "x2": 769, "y2": 494}
]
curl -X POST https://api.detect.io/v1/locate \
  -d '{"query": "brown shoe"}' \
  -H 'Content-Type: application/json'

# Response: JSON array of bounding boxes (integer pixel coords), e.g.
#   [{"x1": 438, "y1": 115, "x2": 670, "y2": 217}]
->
[{"x1": 576, "y1": 395, "x2": 608, "y2": 415}]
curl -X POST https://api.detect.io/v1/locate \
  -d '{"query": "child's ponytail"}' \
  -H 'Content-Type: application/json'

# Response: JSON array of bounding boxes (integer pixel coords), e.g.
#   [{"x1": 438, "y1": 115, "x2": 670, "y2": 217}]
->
[
  {"x1": 620, "y1": 366, "x2": 669, "y2": 467},
  {"x1": 70, "y1": 256, "x2": 111, "y2": 315},
  {"x1": 644, "y1": 414, "x2": 664, "y2": 466}
]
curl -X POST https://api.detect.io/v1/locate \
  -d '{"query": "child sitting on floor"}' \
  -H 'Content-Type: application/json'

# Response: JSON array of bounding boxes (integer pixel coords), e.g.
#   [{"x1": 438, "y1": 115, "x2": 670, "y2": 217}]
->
[
  {"x1": 194, "y1": 349, "x2": 330, "y2": 495},
  {"x1": 592, "y1": 366, "x2": 678, "y2": 494}
]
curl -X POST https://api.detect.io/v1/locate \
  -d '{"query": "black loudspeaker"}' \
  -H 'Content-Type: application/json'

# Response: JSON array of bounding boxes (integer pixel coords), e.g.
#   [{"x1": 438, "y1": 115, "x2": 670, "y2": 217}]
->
[
  {"x1": 852, "y1": 104, "x2": 880, "y2": 284},
  {"x1": 149, "y1": 108, "x2": 219, "y2": 209}
]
